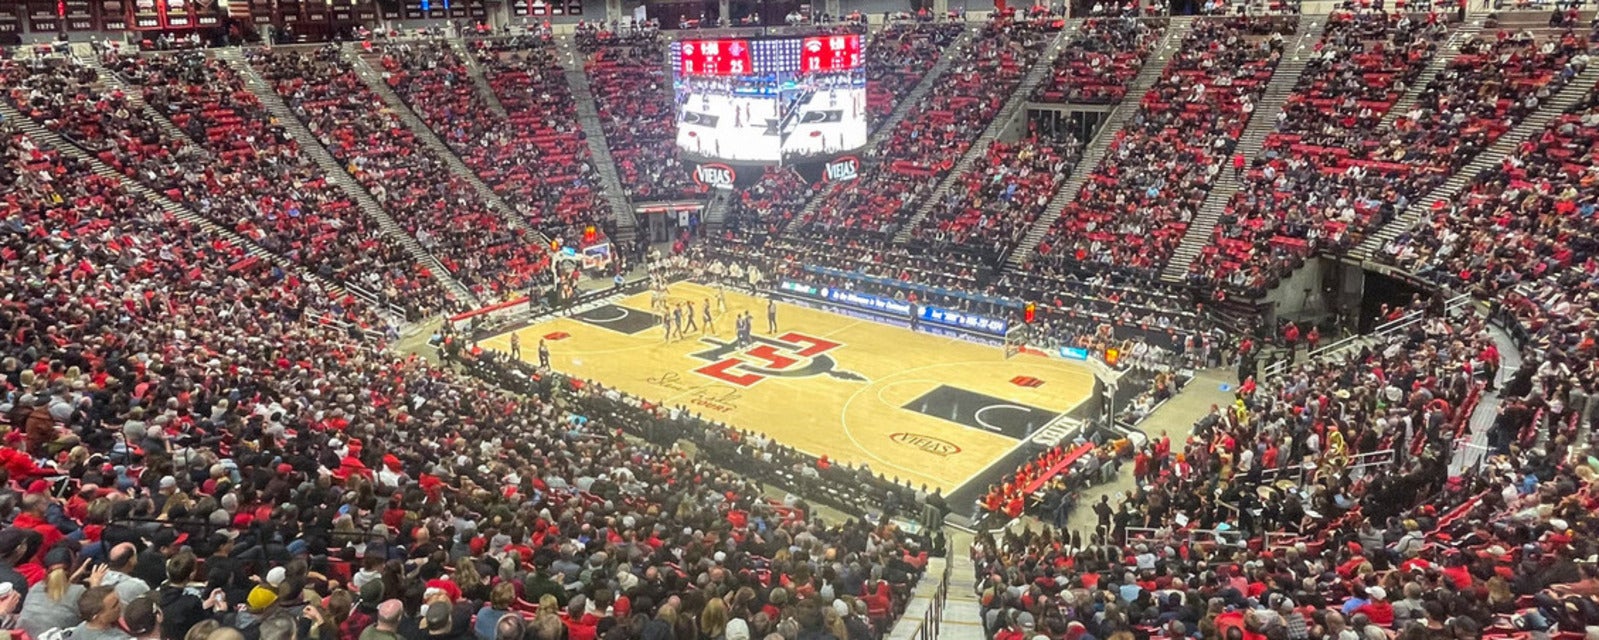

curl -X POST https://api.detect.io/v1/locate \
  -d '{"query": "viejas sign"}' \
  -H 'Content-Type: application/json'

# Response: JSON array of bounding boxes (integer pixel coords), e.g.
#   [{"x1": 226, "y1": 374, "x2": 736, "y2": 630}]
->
[
  {"x1": 823, "y1": 155, "x2": 860, "y2": 182},
  {"x1": 693, "y1": 163, "x2": 736, "y2": 189}
]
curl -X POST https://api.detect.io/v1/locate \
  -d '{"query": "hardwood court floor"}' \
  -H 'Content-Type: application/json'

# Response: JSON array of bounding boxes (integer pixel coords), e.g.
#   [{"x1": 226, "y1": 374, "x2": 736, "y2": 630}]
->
[{"x1": 481, "y1": 282, "x2": 1093, "y2": 492}]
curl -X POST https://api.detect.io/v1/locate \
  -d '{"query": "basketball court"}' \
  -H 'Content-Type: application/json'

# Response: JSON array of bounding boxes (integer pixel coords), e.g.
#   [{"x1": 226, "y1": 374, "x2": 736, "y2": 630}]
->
[{"x1": 479, "y1": 282, "x2": 1094, "y2": 491}]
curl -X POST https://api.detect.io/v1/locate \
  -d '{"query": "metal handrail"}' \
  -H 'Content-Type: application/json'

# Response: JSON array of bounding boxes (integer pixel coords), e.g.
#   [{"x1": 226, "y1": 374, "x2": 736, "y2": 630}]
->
[
  {"x1": 916, "y1": 558, "x2": 955, "y2": 640},
  {"x1": 1262, "y1": 291, "x2": 1472, "y2": 379}
]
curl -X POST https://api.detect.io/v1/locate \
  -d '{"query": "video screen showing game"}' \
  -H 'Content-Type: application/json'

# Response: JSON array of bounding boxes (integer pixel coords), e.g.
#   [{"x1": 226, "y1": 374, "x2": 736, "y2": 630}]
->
[{"x1": 672, "y1": 35, "x2": 867, "y2": 164}]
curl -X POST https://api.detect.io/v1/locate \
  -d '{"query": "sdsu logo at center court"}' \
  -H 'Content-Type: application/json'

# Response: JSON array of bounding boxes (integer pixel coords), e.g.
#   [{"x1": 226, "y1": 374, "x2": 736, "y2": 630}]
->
[{"x1": 689, "y1": 332, "x2": 866, "y2": 387}]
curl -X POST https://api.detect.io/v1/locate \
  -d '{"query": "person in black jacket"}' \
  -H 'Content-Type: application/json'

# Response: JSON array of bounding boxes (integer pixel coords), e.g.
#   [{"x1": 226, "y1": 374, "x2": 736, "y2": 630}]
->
[{"x1": 157, "y1": 551, "x2": 224, "y2": 639}]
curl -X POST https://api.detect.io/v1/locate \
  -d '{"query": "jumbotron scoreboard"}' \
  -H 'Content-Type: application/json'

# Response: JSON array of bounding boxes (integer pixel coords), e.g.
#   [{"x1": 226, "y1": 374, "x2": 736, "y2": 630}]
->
[{"x1": 671, "y1": 34, "x2": 867, "y2": 166}]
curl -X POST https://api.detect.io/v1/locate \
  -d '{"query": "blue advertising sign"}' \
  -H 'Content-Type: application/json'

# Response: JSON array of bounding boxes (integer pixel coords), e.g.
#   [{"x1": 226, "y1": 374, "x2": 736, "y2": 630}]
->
[{"x1": 918, "y1": 305, "x2": 1008, "y2": 337}]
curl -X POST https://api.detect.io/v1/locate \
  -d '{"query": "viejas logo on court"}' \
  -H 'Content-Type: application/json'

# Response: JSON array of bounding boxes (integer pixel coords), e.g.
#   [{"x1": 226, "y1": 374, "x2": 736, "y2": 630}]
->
[
  {"x1": 693, "y1": 163, "x2": 736, "y2": 188},
  {"x1": 889, "y1": 432, "x2": 962, "y2": 457},
  {"x1": 824, "y1": 156, "x2": 860, "y2": 182}
]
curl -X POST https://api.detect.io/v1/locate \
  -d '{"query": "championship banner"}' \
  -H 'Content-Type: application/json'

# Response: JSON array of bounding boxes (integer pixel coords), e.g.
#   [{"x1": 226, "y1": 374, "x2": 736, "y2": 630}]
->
[
  {"x1": 63, "y1": 0, "x2": 95, "y2": 30},
  {"x1": 0, "y1": 2, "x2": 26, "y2": 35},
  {"x1": 27, "y1": 0, "x2": 61, "y2": 32}
]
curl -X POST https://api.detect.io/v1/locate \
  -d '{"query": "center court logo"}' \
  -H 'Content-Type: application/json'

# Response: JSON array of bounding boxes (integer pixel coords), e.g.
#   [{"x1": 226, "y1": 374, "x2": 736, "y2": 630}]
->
[
  {"x1": 889, "y1": 432, "x2": 962, "y2": 457},
  {"x1": 688, "y1": 331, "x2": 866, "y2": 387}
]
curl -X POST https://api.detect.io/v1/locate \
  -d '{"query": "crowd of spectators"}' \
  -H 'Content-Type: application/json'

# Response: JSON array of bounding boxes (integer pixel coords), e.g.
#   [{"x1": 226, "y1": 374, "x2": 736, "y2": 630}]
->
[
  {"x1": 993, "y1": 269, "x2": 1225, "y2": 367},
  {"x1": 370, "y1": 39, "x2": 616, "y2": 245},
  {"x1": 721, "y1": 167, "x2": 813, "y2": 250},
  {"x1": 1033, "y1": 17, "x2": 1167, "y2": 104},
  {"x1": 794, "y1": 12, "x2": 1063, "y2": 245},
  {"x1": 691, "y1": 238, "x2": 1222, "y2": 374},
  {"x1": 470, "y1": 36, "x2": 618, "y2": 243},
  {"x1": 712, "y1": 20, "x2": 979, "y2": 255},
  {"x1": 1, "y1": 53, "x2": 447, "y2": 320},
  {"x1": 578, "y1": 24, "x2": 703, "y2": 202},
  {"x1": 1195, "y1": 10, "x2": 1450, "y2": 296},
  {"x1": 863, "y1": 20, "x2": 966, "y2": 129},
  {"x1": 903, "y1": 134, "x2": 1084, "y2": 270},
  {"x1": 251, "y1": 45, "x2": 552, "y2": 302},
  {"x1": 18, "y1": 14, "x2": 1599, "y2": 640},
  {"x1": 0, "y1": 116, "x2": 933, "y2": 640},
  {"x1": 967, "y1": 299, "x2": 1565, "y2": 640},
  {"x1": 1201, "y1": 13, "x2": 1594, "y2": 296},
  {"x1": 1383, "y1": 79, "x2": 1599, "y2": 296},
  {"x1": 122, "y1": 51, "x2": 456, "y2": 319},
  {"x1": 1028, "y1": 16, "x2": 1296, "y2": 280}
]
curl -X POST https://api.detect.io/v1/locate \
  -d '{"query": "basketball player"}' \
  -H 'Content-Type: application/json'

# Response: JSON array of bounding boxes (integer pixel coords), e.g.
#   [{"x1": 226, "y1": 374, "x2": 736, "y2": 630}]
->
[
  {"x1": 702, "y1": 297, "x2": 715, "y2": 334},
  {"x1": 684, "y1": 300, "x2": 699, "y2": 333},
  {"x1": 662, "y1": 311, "x2": 673, "y2": 342},
  {"x1": 715, "y1": 282, "x2": 727, "y2": 312},
  {"x1": 510, "y1": 332, "x2": 521, "y2": 359},
  {"x1": 538, "y1": 339, "x2": 550, "y2": 369},
  {"x1": 672, "y1": 304, "x2": 685, "y2": 341}
]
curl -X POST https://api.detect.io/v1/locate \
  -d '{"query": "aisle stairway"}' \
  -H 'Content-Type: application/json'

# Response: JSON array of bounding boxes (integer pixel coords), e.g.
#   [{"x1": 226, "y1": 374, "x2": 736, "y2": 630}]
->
[
  {"x1": 1003, "y1": 16, "x2": 1194, "y2": 270},
  {"x1": 217, "y1": 49, "x2": 481, "y2": 308},
  {"x1": 783, "y1": 29, "x2": 974, "y2": 238},
  {"x1": 555, "y1": 37, "x2": 639, "y2": 246},
  {"x1": 78, "y1": 52, "x2": 198, "y2": 148},
  {"x1": 891, "y1": 19, "x2": 1083, "y2": 245},
  {"x1": 935, "y1": 553, "x2": 984, "y2": 640},
  {"x1": 340, "y1": 45, "x2": 551, "y2": 248},
  {"x1": 1375, "y1": 19, "x2": 1482, "y2": 131},
  {"x1": 0, "y1": 98, "x2": 387, "y2": 335},
  {"x1": 1350, "y1": 64, "x2": 1599, "y2": 261},
  {"x1": 703, "y1": 188, "x2": 733, "y2": 233},
  {"x1": 451, "y1": 38, "x2": 513, "y2": 119},
  {"x1": 1160, "y1": 15, "x2": 1320, "y2": 283}
]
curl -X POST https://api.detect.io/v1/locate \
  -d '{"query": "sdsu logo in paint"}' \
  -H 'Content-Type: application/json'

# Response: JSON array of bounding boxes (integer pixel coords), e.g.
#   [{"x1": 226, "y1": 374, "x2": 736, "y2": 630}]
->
[
  {"x1": 823, "y1": 156, "x2": 860, "y2": 182},
  {"x1": 693, "y1": 163, "x2": 736, "y2": 188},
  {"x1": 689, "y1": 332, "x2": 866, "y2": 387}
]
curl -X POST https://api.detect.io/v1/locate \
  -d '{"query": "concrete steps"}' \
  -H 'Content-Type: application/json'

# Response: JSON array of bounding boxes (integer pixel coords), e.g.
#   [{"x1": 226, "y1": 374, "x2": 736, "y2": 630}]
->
[
  {"x1": 451, "y1": 38, "x2": 513, "y2": 120},
  {"x1": 937, "y1": 554, "x2": 984, "y2": 640},
  {"x1": 1004, "y1": 16, "x2": 1195, "y2": 271},
  {"x1": 340, "y1": 44, "x2": 552, "y2": 249},
  {"x1": 1350, "y1": 64, "x2": 1599, "y2": 262},
  {"x1": 217, "y1": 49, "x2": 481, "y2": 308},
  {"x1": 78, "y1": 52, "x2": 199, "y2": 149},
  {"x1": 784, "y1": 29, "x2": 974, "y2": 238},
  {"x1": 1160, "y1": 15, "x2": 1321, "y2": 284},
  {"x1": 1375, "y1": 20, "x2": 1483, "y2": 132},
  {"x1": 891, "y1": 19, "x2": 1083, "y2": 246},
  {"x1": 0, "y1": 97, "x2": 383, "y2": 336},
  {"x1": 703, "y1": 187, "x2": 733, "y2": 232},
  {"x1": 556, "y1": 36, "x2": 639, "y2": 246}
]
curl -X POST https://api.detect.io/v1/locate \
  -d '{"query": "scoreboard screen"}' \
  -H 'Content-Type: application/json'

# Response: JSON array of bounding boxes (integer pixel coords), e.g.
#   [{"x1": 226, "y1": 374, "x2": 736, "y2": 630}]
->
[
  {"x1": 676, "y1": 36, "x2": 863, "y2": 76},
  {"x1": 672, "y1": 35, "x2": 866, "y2": 164}
]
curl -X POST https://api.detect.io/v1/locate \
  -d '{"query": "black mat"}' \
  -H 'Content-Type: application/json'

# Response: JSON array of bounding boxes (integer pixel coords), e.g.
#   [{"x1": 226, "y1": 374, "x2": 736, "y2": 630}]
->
[
  {"x1": 798, "y1": 109, "x2": 844, "y2": 124},
  {"x1": 681, "y1": 112, "x2": 720, "y2": 127},
  {"x1": 902, "y1": 385, "x2": 1056, "y2": 441},
  {"x1": 574, "y1": 305, "x2": 659, "y2": 335}
]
